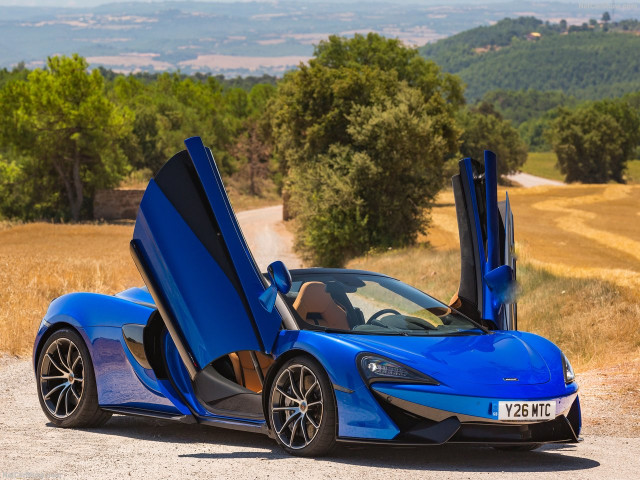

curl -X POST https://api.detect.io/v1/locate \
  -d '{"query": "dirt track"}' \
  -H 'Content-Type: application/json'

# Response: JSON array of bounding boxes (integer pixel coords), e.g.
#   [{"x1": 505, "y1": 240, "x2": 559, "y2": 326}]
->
[
  {"x1": 236, "y1": 205, "x2": 302, "y2": 271},
  {"x1": 506, "y1": 172, "x2": 565, "y2": 188},
  {"x1": 1, "y1": 203, "x2": 639, "y2": 479}
]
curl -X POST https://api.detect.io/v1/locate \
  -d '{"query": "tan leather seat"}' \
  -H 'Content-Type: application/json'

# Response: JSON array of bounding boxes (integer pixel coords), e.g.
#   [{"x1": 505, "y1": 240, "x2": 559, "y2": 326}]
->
[
  {"x1": 293, "y1": 281, "x2": 350, "y2": 330},
  {"x1": 449, "y1": 290, "x2": 462, "y2": 310},
  {"x1": 228, "y1": 351, "x2": 274, "y2": 393}
]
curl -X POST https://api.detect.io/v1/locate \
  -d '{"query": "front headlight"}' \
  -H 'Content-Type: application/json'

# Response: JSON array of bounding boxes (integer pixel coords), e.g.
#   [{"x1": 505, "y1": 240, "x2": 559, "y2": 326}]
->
[
  {"x1": 562, "y1": 352, "x2": 575, "y2": 384},
  {"x1": 358, "y1": 354, "x2": 439, "y2": 385}
]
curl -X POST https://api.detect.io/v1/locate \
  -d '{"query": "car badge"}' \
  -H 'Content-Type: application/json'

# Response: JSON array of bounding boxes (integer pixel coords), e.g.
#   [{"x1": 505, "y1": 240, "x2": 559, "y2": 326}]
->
[{"x1": 503, "y1": 377, "x2": 519, "y2": 381}]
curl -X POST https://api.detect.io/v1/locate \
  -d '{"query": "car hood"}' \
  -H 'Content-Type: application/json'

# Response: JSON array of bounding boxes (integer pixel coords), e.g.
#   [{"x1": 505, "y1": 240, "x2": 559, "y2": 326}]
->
[{"x1": 334, "y1": 331, "x2": 551, "y2": 386}]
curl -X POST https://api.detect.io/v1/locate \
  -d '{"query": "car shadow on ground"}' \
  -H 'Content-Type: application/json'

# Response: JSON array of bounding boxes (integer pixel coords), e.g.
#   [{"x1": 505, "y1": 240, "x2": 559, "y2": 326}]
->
[{"x1": 58, "y1": 414, "x2": 600, "y2": 473}]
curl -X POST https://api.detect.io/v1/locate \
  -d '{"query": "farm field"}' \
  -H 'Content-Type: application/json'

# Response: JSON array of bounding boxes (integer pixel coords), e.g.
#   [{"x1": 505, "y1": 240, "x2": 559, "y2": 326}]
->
[
  {"x1": 521, "y1": 152, "x2": 565, "y2": 182},
  {"x1": 0, "y1": 222, "x2": 139, "y2": 354}
]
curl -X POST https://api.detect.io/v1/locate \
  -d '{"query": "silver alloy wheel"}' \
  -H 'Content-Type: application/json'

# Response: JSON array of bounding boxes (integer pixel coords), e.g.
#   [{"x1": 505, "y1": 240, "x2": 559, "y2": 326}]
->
[
  {"x1": 40, "y1": 338, "x2": 84, "y2": 419},
  {"x1": 271, "y1": 364, "x2": 324, "y2": 450}
]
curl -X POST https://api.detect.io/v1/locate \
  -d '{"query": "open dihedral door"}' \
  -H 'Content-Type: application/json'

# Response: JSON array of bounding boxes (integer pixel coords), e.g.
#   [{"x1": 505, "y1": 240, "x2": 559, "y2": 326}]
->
[
  {"x1": 130, "y1": 137, "x2": 282, "y2": 381},
  {"x1": 451, "y1": 151, "x2": 517, "y2": 330}
]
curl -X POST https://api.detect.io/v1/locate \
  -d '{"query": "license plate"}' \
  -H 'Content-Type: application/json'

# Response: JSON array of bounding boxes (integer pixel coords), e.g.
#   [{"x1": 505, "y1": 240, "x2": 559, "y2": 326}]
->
[{"x1": 498, "y1": 400, "x2": 556, "y2": 421}]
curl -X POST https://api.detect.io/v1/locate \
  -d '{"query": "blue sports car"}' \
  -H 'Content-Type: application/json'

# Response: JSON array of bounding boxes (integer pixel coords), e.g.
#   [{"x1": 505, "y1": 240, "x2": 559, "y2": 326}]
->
[{"x1": 33, "y1": 137, "x2": 581, "y2": 456}]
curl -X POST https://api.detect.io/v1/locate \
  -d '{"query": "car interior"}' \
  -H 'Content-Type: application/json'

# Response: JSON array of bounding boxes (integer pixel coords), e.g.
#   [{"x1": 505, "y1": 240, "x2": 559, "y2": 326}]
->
[
  {"x1": 200, "y1": 272, "x2": 479, "y2": 426},
  {"x1": 209, "y1": 277, "x2": 355, "y2": 395},
  {"x1": 208, "y1": 274, "x2": 467, "y2": 398}
]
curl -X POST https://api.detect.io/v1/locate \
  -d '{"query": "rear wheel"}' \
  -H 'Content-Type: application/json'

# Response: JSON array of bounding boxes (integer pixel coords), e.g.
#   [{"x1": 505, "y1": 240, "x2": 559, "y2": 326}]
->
[
  {"x1": 268, "y1": 356, "x2": 336, "y2": 456},
  {"x1": 36, "y1": 328, "x2": 111, "y2": 428}
]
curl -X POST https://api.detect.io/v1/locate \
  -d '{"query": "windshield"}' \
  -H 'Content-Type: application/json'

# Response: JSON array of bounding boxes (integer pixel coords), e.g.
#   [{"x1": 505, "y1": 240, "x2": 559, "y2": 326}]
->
[{"x1": 283, "y1": 272, "x2": 486, "y2": 336}]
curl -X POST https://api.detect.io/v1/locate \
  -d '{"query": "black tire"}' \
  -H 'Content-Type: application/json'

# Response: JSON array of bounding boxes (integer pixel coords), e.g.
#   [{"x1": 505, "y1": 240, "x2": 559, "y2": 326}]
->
[
  {"x1": 268, "y1": 356, "x2": 336, "y2": 457},
  {"x1": 36, "y1": 328, "x2": 111, "y2": 428},
  {"x1": 493, "y1": 444, "x2": 542, "y2": 452}
]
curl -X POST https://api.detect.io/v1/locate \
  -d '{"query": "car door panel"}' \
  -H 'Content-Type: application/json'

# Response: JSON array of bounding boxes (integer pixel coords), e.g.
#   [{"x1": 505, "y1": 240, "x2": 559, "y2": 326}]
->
[
  {"x1": 133, "y1": 179, "x2": 263, "y2": 369},
  {"x1": 185, "y1": 138, "x2": 282, "y2": 347},
  {"x1": 131, "y1": 137, "x2": 282, "y2": 379},
  {"x1": 451, "y1": 151, "x2": 516, "y2": 330}
]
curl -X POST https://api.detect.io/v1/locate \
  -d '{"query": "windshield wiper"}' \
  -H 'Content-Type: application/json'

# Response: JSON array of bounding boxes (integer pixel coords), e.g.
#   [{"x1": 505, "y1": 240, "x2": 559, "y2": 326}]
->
[
  {"x1": 445, "y1": 328, "x2": 485, "y2": 336},
  {"x1": 404, "y1": 317, "x2": 438, "y2": 331}
]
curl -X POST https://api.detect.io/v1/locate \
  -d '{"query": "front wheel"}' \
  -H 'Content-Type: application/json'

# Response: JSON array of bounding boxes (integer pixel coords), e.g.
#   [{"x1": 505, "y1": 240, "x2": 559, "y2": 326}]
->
[
  {"x1": 36, "y1": 328, "x2": 111, "y2": 428},
  {"x1": 268, "y1": 356, "x2": 336, "y2": 456}
]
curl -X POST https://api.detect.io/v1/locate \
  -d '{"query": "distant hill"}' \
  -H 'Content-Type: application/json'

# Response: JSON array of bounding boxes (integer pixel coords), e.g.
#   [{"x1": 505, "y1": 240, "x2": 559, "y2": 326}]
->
[{"x1": 420, "y1": 17, "x2": 640, "y2": 101}]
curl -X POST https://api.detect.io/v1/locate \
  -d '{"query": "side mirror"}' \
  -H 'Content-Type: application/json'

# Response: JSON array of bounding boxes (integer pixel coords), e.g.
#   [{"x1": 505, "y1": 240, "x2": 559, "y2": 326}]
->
[
  {"x1": 484, "y1": 264, "x2": 516, "y2": 304},
  {"x1": 258, "y1": 261, "x2": 292, "y2": 313}
]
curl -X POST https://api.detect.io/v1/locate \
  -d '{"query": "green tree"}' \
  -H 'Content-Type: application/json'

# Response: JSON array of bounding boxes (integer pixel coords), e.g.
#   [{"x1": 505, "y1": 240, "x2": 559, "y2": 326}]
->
[
  {"x1": 229, "y1": 84, "x2": 277, "y2": 196},
  {"x1": 0, "y1": 155, "x2": 25, "y2": 218},
  {"x1": 481, "y1": 89, "x2": 575, "y2": 126},
  {"x1": 111, "y1": 73, "x2": 270, "y2": 178},
  {"x1": 0, "y1": 55, "x2": 132, "y2": 220},
  {"x1": 550, "y1": 100, "x2": 640, "y2": 183},
  {"x1": 112, "y1": 73, "x2": 231, "y2": 174},
  {"x1": 458, "y1": 103, "x2": 528, "y2": 178},
  {"x1": 272, "y1": 34, "x2": 462, "y2": 266},
  {"x1": 518, "y1": 116, "x2": 553, "y2": 152}
]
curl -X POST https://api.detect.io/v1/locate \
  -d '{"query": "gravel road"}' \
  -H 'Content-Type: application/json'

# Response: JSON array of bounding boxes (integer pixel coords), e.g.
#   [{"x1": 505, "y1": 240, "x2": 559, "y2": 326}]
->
[
  {"x1": 2, "y1": 203, "x2": 638, "y2": 479},
  {"x1": 236, "y1": 205, "x2": 302, "y2": 271},
  {"x1": 506, "y1": 172, "x2": 564, "y2": 188},
  {"x1": 0, "y1": 353, "x2": 638, "y2": 480}
]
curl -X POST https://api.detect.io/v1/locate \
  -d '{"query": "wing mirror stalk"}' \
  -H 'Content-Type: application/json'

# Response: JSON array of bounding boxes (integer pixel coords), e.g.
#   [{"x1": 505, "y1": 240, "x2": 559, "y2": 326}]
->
[{"x1": 259, "y1": 261, "x2": 292, "y2": 313}]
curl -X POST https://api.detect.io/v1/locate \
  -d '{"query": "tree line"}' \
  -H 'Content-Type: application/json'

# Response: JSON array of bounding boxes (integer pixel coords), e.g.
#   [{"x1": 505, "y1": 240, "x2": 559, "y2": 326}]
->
[
  {"x1": 420, "y1": 16, "x2": 640, "y2": 101},
  {"x1": 477, "y1": 88, "x2": 640, "y2": 183},
  {"x1": 1, "y1": 33, "x2": 639, "y2": 267},
  {"x1": 0, "y1": 55, "x2": 277, "y2": 221}
]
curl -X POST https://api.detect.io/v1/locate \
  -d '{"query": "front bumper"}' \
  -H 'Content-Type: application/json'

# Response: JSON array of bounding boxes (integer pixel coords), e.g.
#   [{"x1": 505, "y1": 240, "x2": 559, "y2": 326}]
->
[{"x1": 339, "y1": 384, "x2": 582, "y2": 446}]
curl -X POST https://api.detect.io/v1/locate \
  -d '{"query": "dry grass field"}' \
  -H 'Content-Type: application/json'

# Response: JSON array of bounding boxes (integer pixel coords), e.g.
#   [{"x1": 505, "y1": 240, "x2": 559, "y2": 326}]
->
[
  {"x1": 0, "y1": 189, "x2": 279, "y2": 356},
  {"x1": 0, "y1": 222, "x2": 139, "y2": 354}
]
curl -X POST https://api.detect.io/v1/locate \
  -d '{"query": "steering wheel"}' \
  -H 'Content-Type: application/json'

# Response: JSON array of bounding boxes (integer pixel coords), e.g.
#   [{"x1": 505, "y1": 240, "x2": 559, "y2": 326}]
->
[{"x1": 367, "y1": 308, "x2": 401, "y2": 323}]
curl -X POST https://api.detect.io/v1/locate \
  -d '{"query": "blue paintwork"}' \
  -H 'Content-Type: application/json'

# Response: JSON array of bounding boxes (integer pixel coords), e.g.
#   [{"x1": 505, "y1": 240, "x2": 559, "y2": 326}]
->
[
  {"x1": 461, "y1": 153, "x2": 515, "y2": 329},
  {"x1": 33, "y1": 294, "x2": 179, "y2": 413},
  {"x1": 134, "y1": 179, "x2": 263, "y2": 368},
  {"x1": 132, "y1": 137, "x2": 282, "y2": 372},
  {"x1": 371, "y1": 384, "x2": 577, "y2": 421},
  {"x1": 483, "y1": 150, "x2": 500, "y2": 322},
  {"x1": 259, "y1": 261, "x2": 292, "y2": 312},
  {"x1": 34, "y1": 300, "x2": 581, "y2": 442},
  {"x1": 115, "y1": 287, "x2": 154, "y2": 306},
  {"x1": 272, "y1": 330, "x2": 400, "y2": 439},
  {"x1": 33, "y1": 141, "x2": 581, "y2": 446},
  {"x1": 186, "y1": 138, "x2": 283, "y2": 351}
]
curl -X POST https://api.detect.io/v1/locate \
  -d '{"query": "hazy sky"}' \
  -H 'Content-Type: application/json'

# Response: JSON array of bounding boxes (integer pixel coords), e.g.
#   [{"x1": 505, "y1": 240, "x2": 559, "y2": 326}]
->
[{"x1": 0, "y1": 0, "x2": 563, "y2": 6}]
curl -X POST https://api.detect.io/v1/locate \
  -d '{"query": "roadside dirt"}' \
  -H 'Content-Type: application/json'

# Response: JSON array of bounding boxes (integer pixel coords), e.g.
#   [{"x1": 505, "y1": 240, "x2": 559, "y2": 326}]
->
[
  {"x1": 578, "y1": 358, "x2": 640, "y2": 437},
  {"x1": 1, "y1": 354, "x2": 639, "y2": 479}
]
